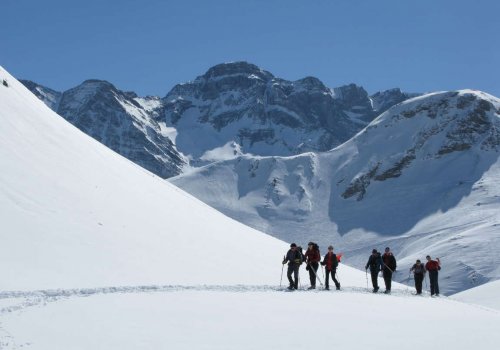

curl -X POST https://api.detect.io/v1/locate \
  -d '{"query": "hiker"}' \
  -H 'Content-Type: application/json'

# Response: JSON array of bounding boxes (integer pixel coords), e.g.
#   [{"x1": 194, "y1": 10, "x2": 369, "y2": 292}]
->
[
  {"x1": 304, "y1": 242, "x2": 321, "y2": 289},
  {"x1": 410, "y1": 259, "x2": 426, "y2": 295},
  {"x1": 320, "y1": 245, "x2": 340, "y2": 290},
  {"x1": 381, "y1": 247, "x2": 397, "y2": 294},
  {"x1": 282, "y1": 243, "x2": 302, "y2": 290},
  {"x1": 425, "y1": 255, "x2": 441, "y2": 296},
  {"x1": 365, "y1": 249, "x2": 382, "y2": 293}
]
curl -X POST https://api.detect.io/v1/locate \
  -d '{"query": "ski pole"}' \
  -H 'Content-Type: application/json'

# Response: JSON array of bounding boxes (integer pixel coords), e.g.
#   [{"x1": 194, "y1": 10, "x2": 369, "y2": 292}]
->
[
  {"x1": 321, "y1": 265, "x2": 325, "y2": 279},
  {"x1": 335, "y1": 271, "x2": 341, "y2": 285},
  {"x1": 308, "y1": 263, "x2": 324, "y2": 286},
  {"x1": 280, "y1": 256, "x2": 285, "y2": 287}
]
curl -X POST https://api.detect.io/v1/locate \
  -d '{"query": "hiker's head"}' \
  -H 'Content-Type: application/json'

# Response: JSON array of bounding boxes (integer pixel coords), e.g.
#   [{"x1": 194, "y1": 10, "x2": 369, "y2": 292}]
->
[
  {"x1": 290, "y1": 243, "x2": 297, "y2": 250},
  {"x1": 426, "y1": 255, "x2": 431, "y2": 261},
  {"x1": 385, "y1": 247, "x2": 390, "y2": 253},
  {"x1": 416, "y1": 259, "x2": 421, "y2": 264},
  {"x1": 372, "y1": 249, "x2": 377, "y2": 255},
  {"x1": 328, "y1": 245, "x2": 333, "y2": 251},
  {"x1": 308, "y1": 242, "x2": 314, "y2": 250}
]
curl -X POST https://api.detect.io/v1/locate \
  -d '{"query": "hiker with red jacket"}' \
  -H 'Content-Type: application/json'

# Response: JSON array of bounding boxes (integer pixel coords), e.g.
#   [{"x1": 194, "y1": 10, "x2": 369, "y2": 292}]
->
[
  {"x1": 305, "y1": 242, "x2": 321, "y2": 289},
  {"x1": 320, "y1": 245, "x2": 340, "y2": 290},
  {"x1": 410, "y1": 259, "x2": 426, "y2": 295},
  {"x1": 425, "y1": 255, "x2": 441, "y2": 296},
  {"x1": 381, "y1": 247, "x2": 397, "y2": 294}
]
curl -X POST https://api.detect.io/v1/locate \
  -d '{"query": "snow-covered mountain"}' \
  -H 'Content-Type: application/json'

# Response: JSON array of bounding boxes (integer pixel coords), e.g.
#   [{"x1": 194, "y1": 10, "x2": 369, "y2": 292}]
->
[
  {"x1": 22, "y1": 62, "x2": 414, "y2": 173},
  {"x1": 163, "y1": 62, "x2": 414, "y2": 163},
  {"x1": 172, "y1": 89, "x2": 500, "y2": 295},
  {"x1": 20, "y1": 79, "x2": 186, "y2": 178},
  {"x1": 2, "y1": 65, "x2": 500, "y2": 350}
]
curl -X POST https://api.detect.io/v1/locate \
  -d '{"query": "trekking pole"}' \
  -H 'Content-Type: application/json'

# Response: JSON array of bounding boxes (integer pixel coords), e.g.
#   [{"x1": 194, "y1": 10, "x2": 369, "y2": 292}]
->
[
  {"x1": 365, "y1": 269, "x2": 369, "y2": 290},
  {"x1": 308, "y1": 263, "x2": 324, "y2": 286},
  {"x1": 335, "y1": 271, "x2": 341, "y2": 285},
  {"x1": 280, "y1": 257, "x2": 285, "y2": 287},
  {"x1": 321, "y1": 265, "x2": 325, "y2": 279}
]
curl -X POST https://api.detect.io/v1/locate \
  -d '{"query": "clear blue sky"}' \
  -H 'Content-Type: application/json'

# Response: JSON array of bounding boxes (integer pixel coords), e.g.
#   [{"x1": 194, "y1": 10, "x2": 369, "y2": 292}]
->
[{"x1": 1, "y1": 0, "x2": 499, "y2": 97}]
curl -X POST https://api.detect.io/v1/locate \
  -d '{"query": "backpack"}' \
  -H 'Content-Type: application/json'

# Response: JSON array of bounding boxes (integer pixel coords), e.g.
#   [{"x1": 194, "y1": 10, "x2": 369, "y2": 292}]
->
[{"x1": 297, "y1": 246, "x2": 305, "y2": 264}]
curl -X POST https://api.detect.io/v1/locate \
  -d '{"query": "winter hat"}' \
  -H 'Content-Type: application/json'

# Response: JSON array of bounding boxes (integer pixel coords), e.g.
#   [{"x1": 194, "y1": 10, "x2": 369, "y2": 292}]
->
[
  {"x1": 328, "y1": 245, "x2": 334, "y2": 250},
  {"x1": 372, "y1": 249, "x2": 377, "y2": 254},
  {"x1": 290, "y1": 243, "x2": 297, "y2": 248},
  {"x1": 308, "y1": 242, "x2": 314, "y2": 246},
  {"x1": 385, "y1": 247, "x2": 390, "y2": 251}
]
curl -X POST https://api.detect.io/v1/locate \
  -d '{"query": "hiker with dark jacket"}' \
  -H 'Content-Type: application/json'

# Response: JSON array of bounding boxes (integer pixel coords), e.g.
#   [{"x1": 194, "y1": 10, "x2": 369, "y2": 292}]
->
[
  {"x1": 425, "y1": 255, "x2": 441, "y2": 296},
  {"x1": 282, "y1": 243, "x2": 303, "y2": 290},
  {"x1": 410, "y1": 259, "x2": 426, "y2": 294},
  {"x1": 381, "y1": 247, "x2": 397, "y2": 294},
  {"x1": 365, "y1": 249, "x2": 382, "y2": 293},
  {"x1": 304, "y1": 242, "x2": 321, "y2": 289},
  {"x1": 320, "y1": 245, "x2": 340, "y2": 290}
]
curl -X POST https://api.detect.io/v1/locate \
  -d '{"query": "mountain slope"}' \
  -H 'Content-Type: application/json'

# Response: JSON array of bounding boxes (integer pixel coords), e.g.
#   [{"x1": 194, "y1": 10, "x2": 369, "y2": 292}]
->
[
  {"x1": 22, "y1": 62, "x2": 415, "y2": 174},
  {"x1": 21, "y1": 79, "x2": 185, "y2": 178},
  {"x1": 2, "y1": 66, "x2": 500, "y2": 350},
  {"x1": 452, "y1": 279, "x2": 500, "y2": 310},
  {"x1": 172, "y1": 90, "x2": 500, "y2": 295},
  {"x1": 0, "y1": 66, "x2": 289, "y2": 290}
]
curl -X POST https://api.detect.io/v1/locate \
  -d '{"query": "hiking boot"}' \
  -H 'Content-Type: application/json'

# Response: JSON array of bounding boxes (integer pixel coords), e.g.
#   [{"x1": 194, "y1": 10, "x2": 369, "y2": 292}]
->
[
  {"x1": 336, "y1": 285, "x2": 341, "y2": 290},
  {"x1": 287, "y1": 286, "x2": 294, "y2": 290},
  {"x1": 307, "y1": 286, "x2": 316, "y2": 290},
  {"x1": 373, "y1": 287, "x2": 379, "y2": 293},
  {"x1": 325, "y1": 286, "x2": 330, "y2": 290},
  {"x1": 384, "y1": 290, "x2": 391, "y2": 294}
]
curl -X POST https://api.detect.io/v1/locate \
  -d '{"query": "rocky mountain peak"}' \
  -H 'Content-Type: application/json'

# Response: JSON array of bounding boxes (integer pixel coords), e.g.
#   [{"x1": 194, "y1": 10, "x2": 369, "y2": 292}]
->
[{"x1": 201, "y1": 61, "x2": 274, "y2": 81}]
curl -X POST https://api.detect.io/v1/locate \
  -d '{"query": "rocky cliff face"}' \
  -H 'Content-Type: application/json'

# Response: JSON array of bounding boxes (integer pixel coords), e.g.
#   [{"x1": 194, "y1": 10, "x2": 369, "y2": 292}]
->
[
  {"x1": 22, "y1": 79, "x2": 185, "y2": 178},
  {"x1": 22, "y1": 61, "x2": 414, "y2": 175},
  {"x1": 163, "y1": 62, "x2": 395, "y2": 160}
]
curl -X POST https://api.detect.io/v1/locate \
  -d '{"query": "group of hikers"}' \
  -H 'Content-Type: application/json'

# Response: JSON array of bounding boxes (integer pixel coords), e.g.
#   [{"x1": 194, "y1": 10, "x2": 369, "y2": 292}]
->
[{"x1": 283, "y1": 243, "x2": 442, "y2": 296}]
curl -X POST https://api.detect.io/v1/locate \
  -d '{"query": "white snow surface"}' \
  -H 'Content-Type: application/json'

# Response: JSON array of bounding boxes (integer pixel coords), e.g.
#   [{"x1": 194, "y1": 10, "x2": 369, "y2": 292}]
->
[
  {"x1": 1, "y1": 67, "x2": 500, "y2": 349},
  {"x1": 452, "y1": 279, "x2": 500, "y2": 310},
  {"x1": 172, "y1": 90, "x2": 500, "y2": 295}
]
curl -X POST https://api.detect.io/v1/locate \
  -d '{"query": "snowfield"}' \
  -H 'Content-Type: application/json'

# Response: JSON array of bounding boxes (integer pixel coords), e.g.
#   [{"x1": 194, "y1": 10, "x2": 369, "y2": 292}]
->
[
  {"x1": 172, "y1": 90, "x2": 500, "y2": 295},
  {"x1": 1, "y1": 66, "x2": 500, "y2": 349},
  {"x1": 452, "y1": 279, "x2": 500, "y2": 311}
]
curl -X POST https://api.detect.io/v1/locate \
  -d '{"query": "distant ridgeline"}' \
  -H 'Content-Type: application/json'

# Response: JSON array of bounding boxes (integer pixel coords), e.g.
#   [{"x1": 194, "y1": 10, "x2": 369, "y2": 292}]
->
[{"x1": 21, "y1": 61, "x2": 418, "y2": 178}]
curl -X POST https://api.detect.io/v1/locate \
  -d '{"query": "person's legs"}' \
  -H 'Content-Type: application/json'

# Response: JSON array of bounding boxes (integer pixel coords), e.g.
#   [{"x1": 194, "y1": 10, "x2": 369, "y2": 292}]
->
[
  {"x1": 383, "y1": 269, "x2": 392, "y2": 291},
  {"x1": 325, "y1": 270, "x2": 331, "y2": 289},
  {"x1": 293, "y1": 265, "x2": 299, "y2": 289},
  {"x1": 415, "y1": 274, "x2": 423, "y2": 294},
  {"x1": 287, "y1": 265, "x2": 294, "y2": 287},
  {"x1": 429, "y1": 271, "x2": 437, "y2": 295},
  {"x1": 435, "y1": 272, "x2": 440, "y2": 295},
  {"x1": 332, "y1": 269, "x2": 340, "y2": 289},
  {"x1": 371, "y1": 270, "x2": 379, "y2": 291}
]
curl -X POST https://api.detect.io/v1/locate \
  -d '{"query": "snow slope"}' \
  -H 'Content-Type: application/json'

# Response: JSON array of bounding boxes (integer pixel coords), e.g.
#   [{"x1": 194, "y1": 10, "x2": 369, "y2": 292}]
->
[
  {"x1": 452, "y1": 279, "x2": 500, "y2": 310},
  {"x1": 0, "y1": 66, "x2": 288, "y2": 290},
  {"x1": 2, "y1": 66, "x2": 500, "y2": 349},
  {"x1": 172, "y1": 90, "x2": 500, "y2": 295}
]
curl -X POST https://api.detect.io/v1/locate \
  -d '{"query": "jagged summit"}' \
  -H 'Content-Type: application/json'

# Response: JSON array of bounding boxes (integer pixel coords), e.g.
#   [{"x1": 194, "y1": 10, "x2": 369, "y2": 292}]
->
[
  {"x1": 22, "y1": 62, "x2": 416, "y2": 176},
  {"x1": 201, "y1": 61, "x2": 274, "y2": 81}
]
